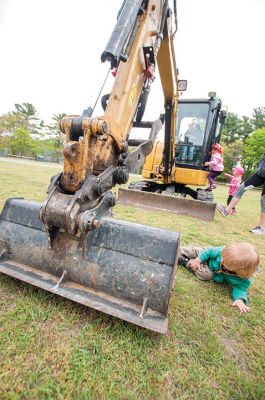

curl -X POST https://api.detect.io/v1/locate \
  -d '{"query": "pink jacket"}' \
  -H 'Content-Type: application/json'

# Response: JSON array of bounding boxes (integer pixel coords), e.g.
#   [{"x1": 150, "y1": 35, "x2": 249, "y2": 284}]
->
[
  {"x1": 209, "y1": 153, "x2": 224, "y2": 172},
  {"x1": 225, "y1": 173, "x2": 242, "y2": 196}
]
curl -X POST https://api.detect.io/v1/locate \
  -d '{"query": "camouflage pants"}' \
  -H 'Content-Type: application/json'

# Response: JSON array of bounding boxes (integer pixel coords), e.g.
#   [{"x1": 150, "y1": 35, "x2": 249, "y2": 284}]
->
[{"x1": 179, "y1": 246, "x2": 213, "y2": 281}]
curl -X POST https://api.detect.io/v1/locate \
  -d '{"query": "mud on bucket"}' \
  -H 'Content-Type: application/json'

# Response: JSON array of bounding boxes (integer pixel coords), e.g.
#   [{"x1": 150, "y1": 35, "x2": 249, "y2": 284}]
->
[{"x1": 0, "y1": 198, "x2": 180, "y2": 334}]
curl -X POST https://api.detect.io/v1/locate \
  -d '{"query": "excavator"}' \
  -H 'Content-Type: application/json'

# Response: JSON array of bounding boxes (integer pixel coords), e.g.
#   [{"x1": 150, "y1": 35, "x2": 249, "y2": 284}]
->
[
  {"x1": 119, "y1": 94, "x2": 227, "y2": 220},
  {"x1": 0, "y1": 0, "x2": 225, "y2": 334},
  {"x1": 0, "y1": 0, "x2": 183, "y2": 335}
]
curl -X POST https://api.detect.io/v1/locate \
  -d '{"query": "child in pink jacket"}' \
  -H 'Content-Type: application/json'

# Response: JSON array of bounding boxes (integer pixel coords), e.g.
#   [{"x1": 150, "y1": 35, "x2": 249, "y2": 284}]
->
[
  {"x1": 224, "y1": 166, "x2": 244, "y2": 214},
  {"x1": 205, "y1": 143, "x2": 224, "y2": 190}
]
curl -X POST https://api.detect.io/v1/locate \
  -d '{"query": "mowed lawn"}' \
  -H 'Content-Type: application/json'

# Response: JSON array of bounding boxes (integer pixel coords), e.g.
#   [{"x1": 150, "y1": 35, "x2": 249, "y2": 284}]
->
[{"x1": 0, "y1": 159, "x2": 264, "y2": 400}]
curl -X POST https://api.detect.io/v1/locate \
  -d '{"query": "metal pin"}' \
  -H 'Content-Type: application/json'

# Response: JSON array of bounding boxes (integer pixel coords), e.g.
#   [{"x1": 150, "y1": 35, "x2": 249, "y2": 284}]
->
[
  {"x1": 51, "y1": 270, "x2": 67, "y2": 292},
  {"x1": 139, "y1": 297, "x2": 148, "y2": 319},
  {"x1": 0, "y1": 249, "x2": 9, "y2": 262}
]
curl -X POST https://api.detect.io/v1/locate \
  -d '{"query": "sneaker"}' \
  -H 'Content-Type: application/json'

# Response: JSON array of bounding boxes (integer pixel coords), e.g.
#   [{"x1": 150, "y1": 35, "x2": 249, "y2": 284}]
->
[
  {"x1": 249, "y1": 226, "x2": 265, "y2": 235},
  {"x1": 216, "y1": 204, "x2": 229, "y2": 217},
  {"x1": 249, "y1": 225, "x2": 259, "y2": 232},
  {"x1": 205, "y1": 185, "x2": 216, "y2": 191},
  {"x1": 178, "y1": 255, "x2": 189, "y2": 267}
]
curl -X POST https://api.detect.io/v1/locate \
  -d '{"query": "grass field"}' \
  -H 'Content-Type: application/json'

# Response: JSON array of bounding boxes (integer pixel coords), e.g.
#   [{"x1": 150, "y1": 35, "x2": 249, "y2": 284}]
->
[{"x1": 0, "y1": 159, "x2": 264, "y2": 400}]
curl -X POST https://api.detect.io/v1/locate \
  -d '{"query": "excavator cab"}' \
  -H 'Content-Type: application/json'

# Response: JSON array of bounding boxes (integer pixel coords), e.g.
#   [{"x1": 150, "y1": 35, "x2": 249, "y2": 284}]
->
[
  {"x1": 173, "y1": 94, "x2": 226, "y2": 190},
  {"x1": 175, "y1": 96, "x2": 223, "y2": 169}
]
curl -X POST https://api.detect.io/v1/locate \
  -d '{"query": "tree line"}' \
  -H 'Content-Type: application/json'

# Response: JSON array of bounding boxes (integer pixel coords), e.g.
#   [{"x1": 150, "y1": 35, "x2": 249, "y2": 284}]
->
[
  {"x1": 0, "y1": 103, "x2": 66, "y2": 162},
  {"x1": 0, "y1": 102, "x2": 265, "y2": 173},
  {"x1": 221, "y1": 107, "x2": 265, "y2": 177}
]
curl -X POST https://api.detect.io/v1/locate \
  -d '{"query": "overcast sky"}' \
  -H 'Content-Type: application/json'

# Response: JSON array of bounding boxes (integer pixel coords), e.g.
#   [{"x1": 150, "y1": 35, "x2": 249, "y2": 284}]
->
[{"x1": 0, "y1": 0, "x2": 264, "y2": 123}]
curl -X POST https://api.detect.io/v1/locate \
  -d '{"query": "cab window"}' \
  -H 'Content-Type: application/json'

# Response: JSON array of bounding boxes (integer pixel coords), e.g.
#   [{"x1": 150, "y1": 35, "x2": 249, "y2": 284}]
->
[{"x1": 175, "y1": 102, "x2": 209, "y2": 165}]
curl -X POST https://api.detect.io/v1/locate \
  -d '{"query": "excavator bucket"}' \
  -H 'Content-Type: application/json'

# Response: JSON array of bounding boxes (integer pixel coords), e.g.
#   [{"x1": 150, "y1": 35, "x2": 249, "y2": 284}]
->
[
  {"x1": 0, "y1": 198, "x2": 180, "y2": 334},
  {"x1": 118, "y1": 188, "x2": 216, "y2": 221}
]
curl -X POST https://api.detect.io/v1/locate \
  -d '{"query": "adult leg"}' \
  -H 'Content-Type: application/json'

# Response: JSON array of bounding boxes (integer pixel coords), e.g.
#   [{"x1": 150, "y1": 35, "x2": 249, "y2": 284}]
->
[
  {"x1": 182, "y1": 146, "x2": 187, "y2": 161},
  {"x1": 188, "y1": 146, "x2": 195, "y2": 161},
  {"x1": 251, "y1": 186, "x2": 265, "y2": 233},
  {"x1": 228, "y1": 174, "x2": 265, "y2": 212},
  {"x1": 218, "y1": 173, "x2": 265, "y2": 215},
  {"x1": 259, "y1": 211, "x2": 265, "y2": 227},
  {"x1": 260, "y1": 184, "x2": 265, "y2": 228},
  {"x1": 224, "y1": 197, "x2": 240, "y2": 213},
  {"x1": 259, "y1": 209, "x2": 265, "y2": 228}
]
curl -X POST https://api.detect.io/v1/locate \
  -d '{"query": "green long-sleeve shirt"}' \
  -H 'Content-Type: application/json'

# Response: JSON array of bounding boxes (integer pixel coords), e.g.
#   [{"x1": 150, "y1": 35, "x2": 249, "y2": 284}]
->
[{"x1": 198, "y1": 246, "x2": 252, "y2": 304}]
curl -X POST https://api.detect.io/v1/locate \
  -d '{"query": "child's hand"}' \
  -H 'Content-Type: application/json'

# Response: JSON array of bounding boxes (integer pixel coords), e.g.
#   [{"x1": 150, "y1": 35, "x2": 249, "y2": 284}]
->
[
  {"x1": 188, "y1": 257, "x2": 201, "y2": 272},
  {"x1": 232, "y1": 299, "x2": 251, "y2": 313},
  {"x1": 204, "y1": 162, "x2": 210, "y2": 166}
]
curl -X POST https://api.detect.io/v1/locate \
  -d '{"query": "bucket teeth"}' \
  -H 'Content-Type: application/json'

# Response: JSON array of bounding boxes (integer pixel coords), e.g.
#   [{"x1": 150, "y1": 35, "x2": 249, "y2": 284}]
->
[{"x1": 0, "y1": 198, "x2": 180, "y2": 334}]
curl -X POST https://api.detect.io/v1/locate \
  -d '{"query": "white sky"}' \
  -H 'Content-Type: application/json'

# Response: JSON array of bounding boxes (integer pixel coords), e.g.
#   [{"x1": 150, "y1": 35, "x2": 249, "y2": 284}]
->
[{"x1": 0, "y1": 0, "x2": 264, "y2": 124}]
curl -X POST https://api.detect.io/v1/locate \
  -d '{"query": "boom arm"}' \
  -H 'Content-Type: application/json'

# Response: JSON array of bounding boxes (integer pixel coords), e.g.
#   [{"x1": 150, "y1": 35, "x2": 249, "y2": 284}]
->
[
  {"x1": 60, "y1": 0, "x2": 164, "y2": 192},
  {"x1": 40, "y1": 0, "x2": 179, "y2": 239},
  {"x1": 156, "y1": 8, "x2": 178, "y2": 182}
]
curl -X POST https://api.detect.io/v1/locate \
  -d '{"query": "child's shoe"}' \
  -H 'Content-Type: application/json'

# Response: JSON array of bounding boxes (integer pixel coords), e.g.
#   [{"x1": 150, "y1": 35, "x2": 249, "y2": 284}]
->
[
  {"x1": 229, "y1": 209, "x2": 237, "y2": 215},
  {"x1": 178, "y1": 255, "x2": 189, "y2": 267},
  {"x1": 206, "y1": 184, "x2": 216, "y2": 191}
]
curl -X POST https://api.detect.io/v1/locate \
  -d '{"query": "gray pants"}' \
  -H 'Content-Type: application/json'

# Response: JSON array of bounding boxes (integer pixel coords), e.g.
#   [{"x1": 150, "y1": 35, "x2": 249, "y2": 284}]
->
[
  {"x1": 180, "y1": 246, "x2": 213, "y2": 281},
  {"x1": 235, "y1": 173, "x2": 265, "y2": 212}
]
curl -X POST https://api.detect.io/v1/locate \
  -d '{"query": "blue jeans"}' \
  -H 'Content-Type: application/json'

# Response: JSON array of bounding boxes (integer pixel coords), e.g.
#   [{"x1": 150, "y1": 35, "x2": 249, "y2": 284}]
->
[{"x1": 182, "y1": 145, "x2": 194, "y2": 161}]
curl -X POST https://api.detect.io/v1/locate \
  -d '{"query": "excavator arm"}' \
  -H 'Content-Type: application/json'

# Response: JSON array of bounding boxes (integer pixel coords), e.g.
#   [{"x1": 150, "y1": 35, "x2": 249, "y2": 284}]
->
[
  {"x1": 0, "y1": 0, "x2": 180, "y2": 334},
  {"x1": 40, "y1": 0, "x2": 179, "y2": 240},
  {"x1": 156, "y1": 7, "x2": 178, "y2": 182}
]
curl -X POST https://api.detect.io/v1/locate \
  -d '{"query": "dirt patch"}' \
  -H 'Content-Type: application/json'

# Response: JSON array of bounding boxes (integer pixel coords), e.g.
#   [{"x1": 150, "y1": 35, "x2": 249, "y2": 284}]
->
[{"x1": 222, "y1": 337, "x2": 252, "y2": 375}]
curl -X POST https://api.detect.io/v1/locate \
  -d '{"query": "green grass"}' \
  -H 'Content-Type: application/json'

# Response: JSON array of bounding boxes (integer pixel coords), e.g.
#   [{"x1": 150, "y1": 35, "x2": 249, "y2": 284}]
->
[{"x1": 0, "y1": 159, "x2": 265, "y2": 400}]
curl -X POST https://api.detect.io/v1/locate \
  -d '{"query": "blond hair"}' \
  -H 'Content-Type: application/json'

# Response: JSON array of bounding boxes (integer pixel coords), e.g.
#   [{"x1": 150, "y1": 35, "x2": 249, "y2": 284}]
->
[{"x1": 222, "y1": 242, "x2": 260, "y2": 279}]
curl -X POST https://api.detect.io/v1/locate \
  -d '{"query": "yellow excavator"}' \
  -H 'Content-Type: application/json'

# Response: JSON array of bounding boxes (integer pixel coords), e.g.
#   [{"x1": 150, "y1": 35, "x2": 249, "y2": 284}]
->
[
  {"x1": 0, "y1": 0, "x2": 183, "y2": 334},
  {"x1": 0, "y1": 0, "x2": 226, "y2": 334}
]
